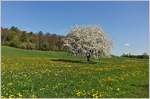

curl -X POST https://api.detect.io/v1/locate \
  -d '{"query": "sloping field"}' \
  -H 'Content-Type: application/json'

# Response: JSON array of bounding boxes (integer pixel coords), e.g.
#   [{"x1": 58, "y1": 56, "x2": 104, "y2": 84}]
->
[{"x1": 1, "y1": 46, "x2": 149, "y2": 98}]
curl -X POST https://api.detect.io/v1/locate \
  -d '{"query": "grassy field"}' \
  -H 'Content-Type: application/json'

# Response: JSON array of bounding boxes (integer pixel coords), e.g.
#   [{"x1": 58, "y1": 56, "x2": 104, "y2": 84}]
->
[{"x1": 1, "y1": 46, "x2": 149, "y2": 98}]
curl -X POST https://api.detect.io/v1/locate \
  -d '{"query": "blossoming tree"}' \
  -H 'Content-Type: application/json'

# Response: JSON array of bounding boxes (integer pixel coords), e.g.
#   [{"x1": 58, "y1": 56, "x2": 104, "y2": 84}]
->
[{"x1": 63, "y1": 25, "x2": 112, "y2": 61}]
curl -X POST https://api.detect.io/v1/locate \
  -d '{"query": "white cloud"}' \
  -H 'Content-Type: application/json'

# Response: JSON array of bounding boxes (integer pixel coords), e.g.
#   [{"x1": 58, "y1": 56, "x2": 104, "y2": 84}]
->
[{"x1": 124, "y1": 43, "x2": 130, "y2": 47}]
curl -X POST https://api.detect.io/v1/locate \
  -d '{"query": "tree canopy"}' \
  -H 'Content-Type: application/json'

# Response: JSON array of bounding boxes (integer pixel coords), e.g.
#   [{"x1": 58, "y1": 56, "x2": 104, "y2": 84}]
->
[
  {"x1": 1, "y1": 26, "x2": 64, "y2": 51},
  {"x1": 63, "y1": 25, "x2": 112, "y2": 61}
]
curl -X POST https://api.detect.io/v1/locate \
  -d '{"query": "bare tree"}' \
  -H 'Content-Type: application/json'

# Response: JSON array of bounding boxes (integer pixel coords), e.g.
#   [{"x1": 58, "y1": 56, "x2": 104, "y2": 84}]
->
[{"x1": 63, "y1": 25, "x2": 112, "y2": 62}]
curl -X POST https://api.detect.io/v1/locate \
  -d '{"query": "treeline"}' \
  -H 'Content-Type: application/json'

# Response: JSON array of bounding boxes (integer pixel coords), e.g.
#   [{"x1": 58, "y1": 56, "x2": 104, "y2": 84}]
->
[
  {"x1": 121, "y1": 53, "x2": 149, "y2": 59},
  {"x1": 1, "y1": 26, "x2": 65, "y2": 51}
]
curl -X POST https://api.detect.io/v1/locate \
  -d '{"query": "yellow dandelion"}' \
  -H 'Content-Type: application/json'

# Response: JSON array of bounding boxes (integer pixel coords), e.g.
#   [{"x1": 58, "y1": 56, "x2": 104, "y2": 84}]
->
[
  {"x1": 117, "y1": 88, "x2": 120, "y2": 91},
  {"x1": 120, "y1": 77, "x2": 124, "y2": 80},
  {"x1": 1, "y1": 96, "x2": 6, "y2": 98},
  {"x1": 92, "y1": 93, "x2": 98, "y2": 98},
  {"x1": 17, "y1": 92, "x2": 23, "y2": 97},
  {"x1": 91, "y1": 89, "x2": 95, "y2": 92},
  {"x1": 99, "y1": 93, "x2": 102, "y2": 97},
  {"x1": 76, "y1": 91, "x2": 81, "y2": 96},
  {"x1": 7, "y1": 82, "x2": 13, "y2": 86},
  {"x1": 31, "y1": 94, "x2": 36, "y2": 98},
  {"x1": 75, "y1": 89, "x2": 81, "y2": 96},
  {"x1": 9, "y1": 95, "x2": 15, "y2": 98}
]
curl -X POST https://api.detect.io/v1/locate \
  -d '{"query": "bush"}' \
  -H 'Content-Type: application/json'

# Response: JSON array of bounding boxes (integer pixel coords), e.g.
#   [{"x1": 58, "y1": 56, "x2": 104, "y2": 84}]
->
[
  {"x1": 8, "y1": 39, "x2": 20, "y2": 48},
  {"x1": 121, "y1": 53, "x2": 149, "y2": 59}
]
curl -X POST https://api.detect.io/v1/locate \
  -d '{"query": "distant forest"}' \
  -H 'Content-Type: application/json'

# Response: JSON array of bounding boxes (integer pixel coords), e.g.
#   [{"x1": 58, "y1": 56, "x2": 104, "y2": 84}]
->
[
  {"x1": 1, "y1": 26, "x2": 65, "y2": 51},
  {"x1": 1, "y1": 26, "x2": 149, "y2": 59}
]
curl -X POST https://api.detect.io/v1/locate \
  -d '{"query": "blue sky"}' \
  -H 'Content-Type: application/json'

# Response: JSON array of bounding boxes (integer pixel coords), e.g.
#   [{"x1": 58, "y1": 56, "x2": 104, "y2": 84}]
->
[{"x1": 1, "y1": 1, "x2": 149, "y2": 55}]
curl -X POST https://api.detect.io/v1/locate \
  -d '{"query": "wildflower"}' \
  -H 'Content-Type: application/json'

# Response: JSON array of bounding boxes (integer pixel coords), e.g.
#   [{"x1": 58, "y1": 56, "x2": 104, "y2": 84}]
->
[
  {"x1": 107, "y1": 76, "x2": 113, "y2": 81},
  {"x1": 92, "y1": 89, "x2": 95, "y2": 92},
  {"x1": 40, "y1": 88, "x2": 45, "y2": 91},
  {"x1": 120, "y1": 77, "x2": 124, "y2": 80},
  {"x1": 1, "y1": 96, "x2": 6, "y2": 98},
  {"x1": 7, "y1": 83, "x2": 13, "y2": 86},
  {"x1": 92, "y1": 93, "x2": 98, "y2": 98},
  {"x1": 117, "y1": 88, "x2": 120, "y2": 91},
  {"x1": 75, "y1": 89, "x2": 81, "y2": 96},
  {"x1": 55, "y1": 73, "x2": 58, "y2": 76},
  {"x1": 31, "y1": 94, "x2": 36, "y2": 98},
  {"x1": 9, "y1": 95, "x2": 15, "y2": 98},
  {"x1": 76, "y1": 91, "x2": 81, "y2": 96},
  {"x1": 17, "y1": 92, "x2": 22, "y2": 97}
]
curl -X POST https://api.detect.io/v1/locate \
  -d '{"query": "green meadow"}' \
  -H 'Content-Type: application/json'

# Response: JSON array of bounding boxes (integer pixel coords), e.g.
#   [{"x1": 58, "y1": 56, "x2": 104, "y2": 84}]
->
[{"x1": 1, "y1": 46, "x2": 149, "y2": 98}]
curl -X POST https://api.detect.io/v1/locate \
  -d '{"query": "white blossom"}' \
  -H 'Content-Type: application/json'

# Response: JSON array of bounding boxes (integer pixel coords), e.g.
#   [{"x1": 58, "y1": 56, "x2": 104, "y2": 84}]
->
[{"x1": 63, "y1": 25, "x2": 112, "y2": 59}]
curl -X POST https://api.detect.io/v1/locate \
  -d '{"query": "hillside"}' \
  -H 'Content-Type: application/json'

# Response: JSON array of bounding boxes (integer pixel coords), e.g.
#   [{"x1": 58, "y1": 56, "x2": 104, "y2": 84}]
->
[{"x1": 1, "y1": 46, "x2": 149, "y2": 98}]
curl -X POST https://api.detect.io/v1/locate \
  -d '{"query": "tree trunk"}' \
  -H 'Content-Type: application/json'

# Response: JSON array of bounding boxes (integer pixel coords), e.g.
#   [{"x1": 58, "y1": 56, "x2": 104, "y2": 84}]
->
[{"x1": 87, "y1": 55, "x2": 90, "y2": 62}]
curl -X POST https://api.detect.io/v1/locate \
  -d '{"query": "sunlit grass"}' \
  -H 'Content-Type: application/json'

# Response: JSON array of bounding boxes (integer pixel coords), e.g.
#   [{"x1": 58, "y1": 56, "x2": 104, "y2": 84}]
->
[{"x1": 1, "y1": 46, "x2": 149, "y2": 98}]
